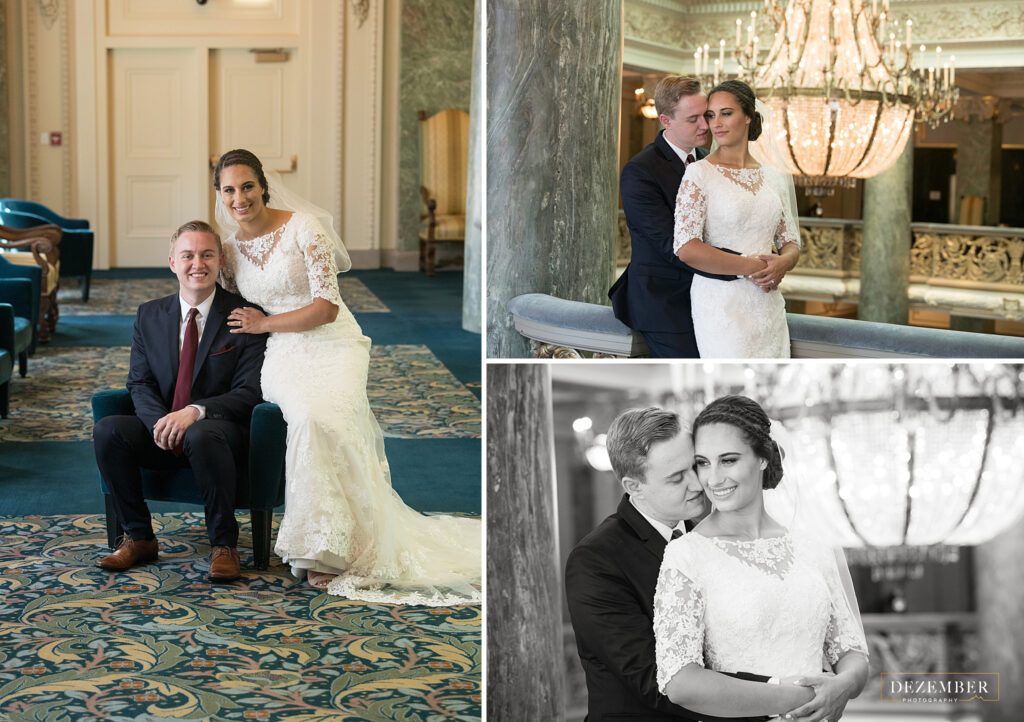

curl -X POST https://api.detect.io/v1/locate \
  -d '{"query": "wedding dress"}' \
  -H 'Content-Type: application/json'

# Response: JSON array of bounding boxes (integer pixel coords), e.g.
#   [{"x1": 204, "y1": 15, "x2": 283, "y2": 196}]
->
[
  {"x1": 653, "y1": 532, "x2": 867, "y2": 720},
  {"x1": 221, "y1": 211, "x2": 481, "y2": 605},
  {"x1": 673, "y1": 160, "x2": 800, "y2": 358}
]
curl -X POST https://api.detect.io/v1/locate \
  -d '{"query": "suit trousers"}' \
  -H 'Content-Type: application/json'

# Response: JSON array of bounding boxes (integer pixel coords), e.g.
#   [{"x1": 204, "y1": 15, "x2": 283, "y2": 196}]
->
[
  {"x1": 93, "y1": 415, "x2": 245, "y2": 546},
  {"x1": 640, "y1": 329, "x2": 700, "y2": 358}
]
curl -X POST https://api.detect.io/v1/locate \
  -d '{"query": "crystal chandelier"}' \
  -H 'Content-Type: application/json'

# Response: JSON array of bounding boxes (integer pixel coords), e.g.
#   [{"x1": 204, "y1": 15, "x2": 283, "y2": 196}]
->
[
  {"x1": 693, "y1": 0, "x2": 959, "y2": 189},
  {"x1": 769, "y1": 364, "x2": 1024, "y2": 580}
]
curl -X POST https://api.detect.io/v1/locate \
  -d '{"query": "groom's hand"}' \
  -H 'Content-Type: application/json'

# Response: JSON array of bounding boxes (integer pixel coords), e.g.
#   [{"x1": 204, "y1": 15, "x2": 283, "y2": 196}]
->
[{"x1": 153, "y1": 407, "x2": 200, "y2": 451}]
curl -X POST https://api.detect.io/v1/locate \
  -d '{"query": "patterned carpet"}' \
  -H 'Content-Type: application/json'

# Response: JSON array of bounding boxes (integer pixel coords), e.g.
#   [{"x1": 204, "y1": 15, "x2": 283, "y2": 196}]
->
[
  {"x1": 0, "y1": 514, "x2": 481, "y2": 722},
  {"x1": 57, "y1": 278, "x2": 389, "y2": 316},
  {"x1": 0, "y1": 345, "x2": 479, "y2": 443}
]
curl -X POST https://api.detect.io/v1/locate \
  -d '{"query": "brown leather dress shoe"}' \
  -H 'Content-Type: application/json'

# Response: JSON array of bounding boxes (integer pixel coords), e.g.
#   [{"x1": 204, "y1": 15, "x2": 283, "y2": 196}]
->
[
  {"x1": 95, "y1": 537, "x2": 159, "y2": 571},
  {"x1": 208, "y1": 546, "x2": 241, "y2": 582}
]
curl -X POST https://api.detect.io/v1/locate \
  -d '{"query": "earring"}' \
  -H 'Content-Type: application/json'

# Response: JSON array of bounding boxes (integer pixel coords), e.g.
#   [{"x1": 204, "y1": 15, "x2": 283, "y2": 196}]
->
[{"x1": 759, "y1": 460, "x2": 767, "y2": 470}]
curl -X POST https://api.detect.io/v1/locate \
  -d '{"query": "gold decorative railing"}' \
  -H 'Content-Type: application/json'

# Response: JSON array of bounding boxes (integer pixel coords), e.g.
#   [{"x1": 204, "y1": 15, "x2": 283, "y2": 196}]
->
[
  {"x1": 910, "y1": 223, "x2": 1024, "y2": 290},
  {"x1": 617, "y1": 212, "x2": 1024, "y2": 293},
  {"x1": 797, "y1": 219, "x2": 1024, "y2": 292}
]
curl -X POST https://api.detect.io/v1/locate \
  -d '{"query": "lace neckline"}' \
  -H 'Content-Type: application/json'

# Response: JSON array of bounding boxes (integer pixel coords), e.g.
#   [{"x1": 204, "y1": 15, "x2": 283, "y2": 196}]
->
[
  {"x1": 694, "y1": 531, "x2": 793, "y2": 578},
  {"x1": 235, "y1": 213, "x2": 297, "y2": 269},
  {"x1": 699, "y1": 531, "x2": 790, "y2": 545},
  {"x1": 706, "y1": 163, "x2": 765, "y2": 193}
]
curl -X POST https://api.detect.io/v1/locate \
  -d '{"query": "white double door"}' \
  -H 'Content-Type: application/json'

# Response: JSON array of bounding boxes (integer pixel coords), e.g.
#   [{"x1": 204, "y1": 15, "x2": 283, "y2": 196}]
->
[{"x1": 110, "y1": 47, "x2": 304, "y2": 267}]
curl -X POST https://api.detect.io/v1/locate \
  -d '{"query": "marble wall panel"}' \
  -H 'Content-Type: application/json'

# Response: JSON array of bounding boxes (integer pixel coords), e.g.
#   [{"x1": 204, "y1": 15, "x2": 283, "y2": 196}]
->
[
  {"x1": 0, "y1": 0, "x2": 8, "y2": 196},
  {"x1": 398, "y1": 0, "x2": 473, "y2": 253}
]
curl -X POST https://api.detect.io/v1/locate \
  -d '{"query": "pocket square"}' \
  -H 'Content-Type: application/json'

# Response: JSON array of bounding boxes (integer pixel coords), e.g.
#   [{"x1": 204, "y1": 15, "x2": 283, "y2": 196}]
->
[{"x1": 209, "y1": 345, "x2": 237, "y2": 357}]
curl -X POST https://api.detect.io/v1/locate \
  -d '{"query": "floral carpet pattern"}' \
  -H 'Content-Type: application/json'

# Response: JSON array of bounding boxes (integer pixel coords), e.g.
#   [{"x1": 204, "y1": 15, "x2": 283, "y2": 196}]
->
[
  {"x1": 0, "y1": 346, "x2": 479, "y2": 443},
  {"x1": 58, "y1": 278, "x2": 388, "y2": 316},
  {"x1": 0, "y1": 514, "x2": 481, "y2": 722}
]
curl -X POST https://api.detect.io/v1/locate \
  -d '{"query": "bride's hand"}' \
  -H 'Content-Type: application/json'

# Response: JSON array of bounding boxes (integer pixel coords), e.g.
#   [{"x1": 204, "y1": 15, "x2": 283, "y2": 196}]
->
[
  {"x1": 749, "y1": 253, "x2": 790, "y2": 292},
  {"x1": 781, "y1": 672, "x2": 853, "y2": 722},
  {"x1": 228, "y1": 306, "x2": 267, "y2": 334}
]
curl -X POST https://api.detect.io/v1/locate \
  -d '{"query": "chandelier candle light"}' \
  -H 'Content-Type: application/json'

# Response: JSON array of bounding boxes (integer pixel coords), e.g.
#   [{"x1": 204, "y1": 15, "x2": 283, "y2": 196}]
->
[{"x1": 695, "y1": 0, "x2": 958, "y2": 190}]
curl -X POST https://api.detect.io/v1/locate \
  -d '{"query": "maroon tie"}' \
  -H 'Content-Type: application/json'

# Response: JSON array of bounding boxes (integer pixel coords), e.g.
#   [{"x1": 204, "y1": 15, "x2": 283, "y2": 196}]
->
[
  {"x1": 171, "y1": 307, "x2": 199, "y2": 412},
  {"x1": 685, "y1": 153, "x2": 696, "y2": 166},
  {"x1": 170, "y1": 308, "x2": 198, "y2": 454}
]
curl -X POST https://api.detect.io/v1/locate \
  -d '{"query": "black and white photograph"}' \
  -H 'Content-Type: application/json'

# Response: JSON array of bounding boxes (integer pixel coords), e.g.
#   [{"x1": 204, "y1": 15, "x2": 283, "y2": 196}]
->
[{"x1": 488, "y1": 361, "x2": 1023, "y2": 722}]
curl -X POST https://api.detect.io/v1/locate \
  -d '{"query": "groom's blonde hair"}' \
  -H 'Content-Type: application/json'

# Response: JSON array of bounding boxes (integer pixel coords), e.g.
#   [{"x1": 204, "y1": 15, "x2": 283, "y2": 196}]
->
[
  {"x1": 606, "y1": 407, "x2": 683, "y2": 484},
  {"x1": 654, "y1": 76, "x2": 702, "y2": 117},
  {"x1": 169, "y1": 220, "x2": 222, "y2": 255}
]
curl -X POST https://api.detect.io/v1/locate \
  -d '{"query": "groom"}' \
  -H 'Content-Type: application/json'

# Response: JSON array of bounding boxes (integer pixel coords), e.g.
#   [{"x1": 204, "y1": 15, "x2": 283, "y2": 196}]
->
[
  {"x1": 565, "y1": 407, "x2": 774, "y2": 721},
  {"x1": 609, "y1": 76, "x2": 740, "y2": 359},
  {"x1": 93, "y1": 220, "x2": 267, "y2": 582}
]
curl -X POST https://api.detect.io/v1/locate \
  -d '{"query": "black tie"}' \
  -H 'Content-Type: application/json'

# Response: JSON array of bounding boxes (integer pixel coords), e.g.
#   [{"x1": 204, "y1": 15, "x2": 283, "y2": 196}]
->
[{"x1": 671, "y1": 528, "x2": 683, "y2": 540}]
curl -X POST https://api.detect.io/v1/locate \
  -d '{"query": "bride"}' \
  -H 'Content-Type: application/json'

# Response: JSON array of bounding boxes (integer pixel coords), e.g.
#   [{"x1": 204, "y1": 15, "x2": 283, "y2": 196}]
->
[
  {"x1": 673, "y1": 80, "x2": 801, "y2": 358},
  {"x1": 213, "y1": 149, "x2": 480, "y2": 605},
  {"x1": 654, "y1": 395, "x2": 868, "y2": 720}
]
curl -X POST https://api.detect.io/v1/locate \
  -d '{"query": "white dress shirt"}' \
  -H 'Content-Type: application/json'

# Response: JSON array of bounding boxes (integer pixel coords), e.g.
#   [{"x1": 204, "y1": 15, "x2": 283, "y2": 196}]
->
[
  {"x1": 664, "y1": 135, "x2": 697, "y2": 166},
  {"x1": 631, "y1": 498, "x2": 685, "y2": 543}
]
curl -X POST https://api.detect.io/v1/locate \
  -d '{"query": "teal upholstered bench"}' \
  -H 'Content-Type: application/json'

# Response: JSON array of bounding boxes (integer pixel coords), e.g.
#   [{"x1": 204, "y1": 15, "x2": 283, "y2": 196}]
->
[
  {"x1": 507, "y1": 293, "x2": 1024, "y2": 358},
  {"x1": 91, "y1": 389, "x2": 287, "y2": 569}
]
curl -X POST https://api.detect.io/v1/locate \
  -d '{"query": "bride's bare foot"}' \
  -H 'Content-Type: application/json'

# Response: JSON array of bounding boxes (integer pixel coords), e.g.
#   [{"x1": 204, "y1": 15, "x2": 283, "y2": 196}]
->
[{"x1": 306, "y1": 570, "x2": 336, "y2": 590}]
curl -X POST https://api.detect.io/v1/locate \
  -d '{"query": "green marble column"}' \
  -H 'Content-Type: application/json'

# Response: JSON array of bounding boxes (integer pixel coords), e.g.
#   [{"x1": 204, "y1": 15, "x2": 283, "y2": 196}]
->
[
  {"x1": 399, "y1": 0, "x2": 473, "y2": 254},
  {"x1": 461, "y1": 0, "x2": 482, "y2": 332},
  {"x1": 955, "y1": 118, "x2": 1002, "y2": 226},
  {"x1": 487, "y1": 364, "x2": 564, "y2": 721},
  {"x1": 975, "y1": 522, "x2": 1024, "y2": 721},
  {"x1": 486, "y1": 0, "x2": 621, "y2": 357},
  {"x1": 859, "y1": 141, "x2": 912, "y2": 324}
]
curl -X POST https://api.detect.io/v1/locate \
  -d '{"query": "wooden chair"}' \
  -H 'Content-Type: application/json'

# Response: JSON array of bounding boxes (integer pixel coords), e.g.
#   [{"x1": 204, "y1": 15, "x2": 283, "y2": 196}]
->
[
  {"x1": 0, "y1": 200, "x2": 94, "y2": 301},
  {"x1": 0, "y1": 225, "x2": 61, "y2": 344},
  {"x1": 418, "y1": 109, "x2": 470, "y2": 276}
]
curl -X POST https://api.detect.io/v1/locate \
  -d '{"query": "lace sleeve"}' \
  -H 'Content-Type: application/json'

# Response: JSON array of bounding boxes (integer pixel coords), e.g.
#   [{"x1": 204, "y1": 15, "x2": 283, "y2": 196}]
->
[
  {"x1": 770, "y1": 170, "x2": 801, "y2": 250},
  {"x1": 294, "y1": 214, "x2": 343, "y2": 307},
  {"x1": 818, "y1": 547, "x2": 869, "y2": 666},
  {"x1": 219, "y1": 243, "x2": 239, "y2": 294},
  {"x1": 672, "y1": 172, "x2": 707, "y2": 255},
  {"x1": 653, "y1": 564, "x2": 705, "y2": 694}
]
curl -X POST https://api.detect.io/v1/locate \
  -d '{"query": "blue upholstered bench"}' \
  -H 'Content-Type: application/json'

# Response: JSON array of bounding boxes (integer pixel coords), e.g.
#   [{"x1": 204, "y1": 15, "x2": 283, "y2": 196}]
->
[
  {"x1": 92, "y1": 389, "x2": 287, "y2": 569},
  {"x1": 507, "y1": 293, "x2": 1024, "y2": 358}
]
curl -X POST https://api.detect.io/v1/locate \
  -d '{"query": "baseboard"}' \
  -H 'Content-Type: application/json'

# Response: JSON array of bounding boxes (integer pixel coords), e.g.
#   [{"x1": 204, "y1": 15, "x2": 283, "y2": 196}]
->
[
  {"x1": 348, "y1": 250, "x2": 382, "y2": 269},
  {"x1": 380, "y1": 249, "x2": 420, "y2": 272}
]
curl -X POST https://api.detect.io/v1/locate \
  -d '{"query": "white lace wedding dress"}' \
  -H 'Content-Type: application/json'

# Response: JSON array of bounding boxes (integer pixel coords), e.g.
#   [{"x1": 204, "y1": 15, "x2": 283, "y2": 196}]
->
[
  {"x1": 221, "y1": 211, "x2": 481, "y2": 605},
  {"x1": 653, "y1": 532, "x2": 867, "y2": 720},
  {"x1": 673, "y1": 160, "x2": 800, "y2": 358}
]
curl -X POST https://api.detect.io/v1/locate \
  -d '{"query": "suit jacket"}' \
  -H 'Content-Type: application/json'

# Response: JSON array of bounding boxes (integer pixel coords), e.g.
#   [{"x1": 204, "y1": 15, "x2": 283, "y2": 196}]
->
[
  {"x1": 126, "y1": 284, "x2": 267, "y2": 432},
  {"x1": 610, "y1": 131, "x2": 737, "y2": 336},
  {"x1": 565, "y1": 494, "x2": 769, "y2": 722}
]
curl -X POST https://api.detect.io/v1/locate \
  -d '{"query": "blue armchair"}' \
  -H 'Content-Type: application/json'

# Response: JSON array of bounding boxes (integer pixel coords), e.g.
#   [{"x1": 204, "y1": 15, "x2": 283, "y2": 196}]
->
[
  {"x1": 91, "y1": 389, "x2": 288, "y2": 569},
  {"x1": 0, "y1": 258, "x2": 40, "y2": 372},
  {"x1": 0, "y1": 303, "x2": 15, "y2": 417},
  {"x1": 0, "y1": 199, "x2": 94, "y2": 301}
]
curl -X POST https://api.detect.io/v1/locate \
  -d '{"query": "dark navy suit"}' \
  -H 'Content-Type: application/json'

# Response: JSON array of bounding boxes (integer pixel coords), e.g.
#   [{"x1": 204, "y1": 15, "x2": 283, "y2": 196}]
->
[
  {"x1": 565, "y1": 494, "x2": 770, "y2": 722},
  {"x1": 610, "y1": 131, "x2": 737, "y2": 357},
  {"x1": 93, "y1": 285, "x2": 267, "y2": 546}
]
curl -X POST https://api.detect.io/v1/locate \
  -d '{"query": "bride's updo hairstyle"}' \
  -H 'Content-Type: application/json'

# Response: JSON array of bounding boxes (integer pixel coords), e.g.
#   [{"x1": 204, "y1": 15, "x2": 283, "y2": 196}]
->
[
  {"x1": 213, "y1": 149, "x2": 271, "y2": 206},
  {"x1": 692, "y1": 395, "x2": 782, "y2": 489},
  {"x1": 707, "y1": 79, "x2": 762, "y2": 141}
]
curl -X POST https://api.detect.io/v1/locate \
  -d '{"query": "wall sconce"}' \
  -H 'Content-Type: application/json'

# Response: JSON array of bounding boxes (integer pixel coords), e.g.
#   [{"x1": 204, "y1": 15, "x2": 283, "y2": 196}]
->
[
  {"x1": 573, "y1": 417, "x2": 613, "y2": 472},
  {"x1": 634, "y1": 88, "x2": 659, "y2": 120}
]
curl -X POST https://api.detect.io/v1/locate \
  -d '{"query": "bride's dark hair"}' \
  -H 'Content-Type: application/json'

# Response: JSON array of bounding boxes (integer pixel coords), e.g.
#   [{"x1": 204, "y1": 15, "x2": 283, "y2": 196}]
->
[
  {"x1": 692, "y1": 395, "x2": 783, "y2": 489},
  {"x1": 213, "y1": 149, "x2": 271, "y2": 206}
]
